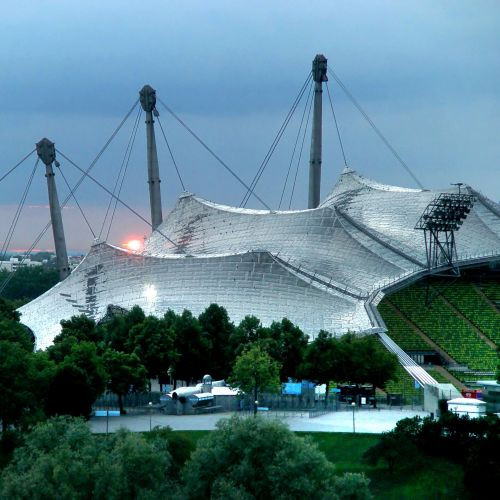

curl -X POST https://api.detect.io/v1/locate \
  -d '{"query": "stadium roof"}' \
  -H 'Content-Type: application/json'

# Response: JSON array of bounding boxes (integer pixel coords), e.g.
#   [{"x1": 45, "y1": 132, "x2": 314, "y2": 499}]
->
[{"x1": 20, "y1": 168, "x2": 500, "y2": 373}]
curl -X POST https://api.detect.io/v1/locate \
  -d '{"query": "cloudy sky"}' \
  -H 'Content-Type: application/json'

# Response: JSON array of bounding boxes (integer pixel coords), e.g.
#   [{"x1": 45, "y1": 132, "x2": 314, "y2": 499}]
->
[{"x1": 1, "y1": 0, "x2": 499, "y2": 252}]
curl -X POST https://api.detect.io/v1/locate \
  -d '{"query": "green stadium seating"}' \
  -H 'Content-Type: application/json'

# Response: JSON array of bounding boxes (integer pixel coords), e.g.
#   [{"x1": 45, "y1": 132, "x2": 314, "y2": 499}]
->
[
  {"x1": 377, "y1": 301, "x2": 431, "y2": 351},
  {"x1": 386, "y1": 284, "x2": 498, "y2": 372},
  {"x1": 433, "y1": 282, "x2": 500, "y2": 345}
]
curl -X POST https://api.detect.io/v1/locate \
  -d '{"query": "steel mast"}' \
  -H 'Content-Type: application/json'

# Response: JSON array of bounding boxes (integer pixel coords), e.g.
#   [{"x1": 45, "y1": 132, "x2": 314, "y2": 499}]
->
[
  {"x1": 140, "y1": 84, "x2": 163, "y2": 230},
  {"x1": 308, "y1": 54, "x2": 328, "y2": 209},
  {"x1": 36, "y1": 138, "x2": 70, "y2": 280}
]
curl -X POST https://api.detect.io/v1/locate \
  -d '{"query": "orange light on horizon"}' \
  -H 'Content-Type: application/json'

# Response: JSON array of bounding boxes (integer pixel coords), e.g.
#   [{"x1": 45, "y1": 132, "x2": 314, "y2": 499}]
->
[{"x1": 124, "y1": 239, "x2": 143, "y2": 252}]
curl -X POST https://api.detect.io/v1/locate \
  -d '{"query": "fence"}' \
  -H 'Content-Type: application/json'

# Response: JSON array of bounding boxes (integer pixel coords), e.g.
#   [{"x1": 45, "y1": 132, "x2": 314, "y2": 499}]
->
[{"x1": 93, "y1": 391, "x2": 163, "y2": 412}]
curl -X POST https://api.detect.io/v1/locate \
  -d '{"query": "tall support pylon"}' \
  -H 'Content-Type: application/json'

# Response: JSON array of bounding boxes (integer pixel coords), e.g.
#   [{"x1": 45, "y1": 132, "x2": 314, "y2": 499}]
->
[
  {"x1": 36, "y1": 138, "x2": 70, "y2": 280},
  {"x1": 308, "y1": 54, "x2": 328, "y2": 209},
  {"x1": 140, "y1": 84, "x2": 163, "y2": 230}
]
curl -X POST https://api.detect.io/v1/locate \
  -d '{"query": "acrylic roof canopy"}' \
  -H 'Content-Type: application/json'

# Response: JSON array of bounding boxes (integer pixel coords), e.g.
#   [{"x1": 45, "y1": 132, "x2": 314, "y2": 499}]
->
[{"x1": 19, "y1": 169, "x2": 500, "y2": 366}]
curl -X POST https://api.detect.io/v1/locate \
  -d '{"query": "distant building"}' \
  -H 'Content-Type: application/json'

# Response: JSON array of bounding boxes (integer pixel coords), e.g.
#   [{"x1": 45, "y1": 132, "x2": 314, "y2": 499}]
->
[{"x1": 0, "y1": 257, "x2": 42, "y2": 272}]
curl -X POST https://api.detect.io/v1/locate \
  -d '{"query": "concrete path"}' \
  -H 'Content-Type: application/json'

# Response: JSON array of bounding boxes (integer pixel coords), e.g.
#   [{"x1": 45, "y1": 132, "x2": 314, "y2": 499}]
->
[{"x1": 89, "y1": 408, "x2": 429, "y2": 434}]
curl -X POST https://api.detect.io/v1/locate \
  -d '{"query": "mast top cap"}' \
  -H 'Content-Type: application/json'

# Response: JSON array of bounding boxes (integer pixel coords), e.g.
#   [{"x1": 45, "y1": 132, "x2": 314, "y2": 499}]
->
[
  {"x1": 36, "y1": 138, "x2": 56, "y2": 166},
  {"x1": 140, "y1": 84, "x2": 157, "y2": 112},
  {"x1": 312, "y1": 54, "x2": 328, "y2": 83}
]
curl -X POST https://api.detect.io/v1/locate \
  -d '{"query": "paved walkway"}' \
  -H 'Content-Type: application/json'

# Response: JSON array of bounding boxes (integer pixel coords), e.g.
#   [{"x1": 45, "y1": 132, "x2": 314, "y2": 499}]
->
[{"x1": 89, "y1": 408, "x2": 429, "y2": 434}]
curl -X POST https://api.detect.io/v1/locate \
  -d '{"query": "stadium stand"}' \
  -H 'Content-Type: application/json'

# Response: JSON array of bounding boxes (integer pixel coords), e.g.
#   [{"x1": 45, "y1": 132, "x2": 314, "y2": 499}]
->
[
  {"x1": 433, "y1": 282, "x2": 500, "y2": 345},
  {"x1": 386, "y1": 283, "x2": 498, "y2": 372},
  {"x1": 377, "y1": 301, "x2": 431, "y2": 351}
]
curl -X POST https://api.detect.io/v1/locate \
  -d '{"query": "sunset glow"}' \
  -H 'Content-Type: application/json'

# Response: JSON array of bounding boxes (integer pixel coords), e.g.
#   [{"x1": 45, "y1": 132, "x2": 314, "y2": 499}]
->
[{"x1": 124, "y1": 239, "x2": 142, "y2": 252}]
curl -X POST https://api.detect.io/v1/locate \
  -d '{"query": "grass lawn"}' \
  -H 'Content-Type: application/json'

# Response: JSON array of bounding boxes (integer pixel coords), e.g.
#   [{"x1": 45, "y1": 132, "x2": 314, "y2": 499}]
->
[
  {"x1": 173, "y1": 430, "x2": 467, "y2": 499},
  {"x1": 302, "y1": 432, "x2": 466, "y2": 499}
]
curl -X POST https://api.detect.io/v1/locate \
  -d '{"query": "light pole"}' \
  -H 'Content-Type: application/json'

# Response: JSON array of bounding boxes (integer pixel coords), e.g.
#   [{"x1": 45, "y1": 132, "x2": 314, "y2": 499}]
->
[
  {"x1": 148, "y1": 401, "x2": 153, "y2": 431},
  {"x1": 351, "y1": 402, "x2": 356, "y2": 433},
  {"x1": 167, "y1": 367, "x2": 173, "y2": 390}
]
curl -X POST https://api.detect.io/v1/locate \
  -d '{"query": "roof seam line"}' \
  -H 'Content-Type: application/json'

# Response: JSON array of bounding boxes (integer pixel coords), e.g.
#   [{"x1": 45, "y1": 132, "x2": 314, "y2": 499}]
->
[
  {"x1": 335, "y1": 206, "x2": 426, "y2": 268},
  {"x1": 271, "y1": 253, "x2": 366, "y2": 300}
]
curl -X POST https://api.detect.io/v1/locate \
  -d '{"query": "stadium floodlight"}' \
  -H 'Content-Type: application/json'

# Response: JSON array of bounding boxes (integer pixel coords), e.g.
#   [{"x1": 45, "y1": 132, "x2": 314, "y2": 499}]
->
[{"x1": 415, "y1": 193, "x2": 475, "y2": 273}]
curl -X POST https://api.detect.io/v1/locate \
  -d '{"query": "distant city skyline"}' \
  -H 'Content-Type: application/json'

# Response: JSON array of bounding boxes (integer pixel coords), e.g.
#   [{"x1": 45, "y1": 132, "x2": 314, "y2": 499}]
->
[{"x1": 1, "y1": 1, "x2": 499, "y2": 251}]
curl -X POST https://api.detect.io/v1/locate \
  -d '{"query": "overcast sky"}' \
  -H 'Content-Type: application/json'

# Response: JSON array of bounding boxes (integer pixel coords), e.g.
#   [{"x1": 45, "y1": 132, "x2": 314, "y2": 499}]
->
[{"x1": 1, "y1": 0, "x2": 499, "y2": 252}]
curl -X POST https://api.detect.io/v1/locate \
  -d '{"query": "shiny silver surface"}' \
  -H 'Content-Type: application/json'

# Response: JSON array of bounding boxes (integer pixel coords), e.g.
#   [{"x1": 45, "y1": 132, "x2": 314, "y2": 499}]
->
[{"x1": 20, "y1": 167, "x2": 500, "y2": 356}]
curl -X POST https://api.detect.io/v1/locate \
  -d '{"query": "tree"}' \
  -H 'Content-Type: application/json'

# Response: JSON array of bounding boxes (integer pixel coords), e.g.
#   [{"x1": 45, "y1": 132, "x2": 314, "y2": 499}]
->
[
  {"x1": 198, "y1": 303, "x2": 235, "y2": 379},
  {"x1": 300, "y1": 330, "x2": 345, "y2": 405},
  {"x1": 0, "y1": 318, "x2": 35, "y2": 352},
  {"x1": 340, "y1": 334, "x2": 398, "y2": 405},
  {"x1": 61, "y1": 342, "x2": 107, "y2": 401},
  {"x1": 0, "y1": 297, "x2": 20, "y2": 321},
  {"x1": 46, "y1": 342, "x2": 107, "y2": 418},
  {"x1": 171, "y1": 310, "x2": 210, "y2": 383},
  {"x1": 103, "y1": 305, "x2": 146, "y2": 353},
  {"x1": 127, "y1": 316, "x2": 177, "y2": 391},
  {"x1": 229, "y1": 345, "x2": 281, "y2": 416},
  {"x1": 266, "y1": 318, "x2": 308, "y2": 381},
  {"x1": 228, "y1": 315, "x2": 270, "y2": 357},
  {"x1": 0, "y1": 416, "x2": 176, "y2": 499},
  {"x1": 48, "y1": 315, "x2": 102, "y2": 364},
  {"x1": 0, "y1": 341, "x2": 36, "y2": 432},
  {"x1": 181, "y1": 415, "x2": 371, "y2": 500},
  {"x1": 55, "y1": 315, "x2": 101, "y2": 344},
  {"x1": 301, "y1": 332, "x2": 398, "y2": 407},
  {"x1": 363, "y1": 430, "x2": 419, "y2": 474},
  {"x1": 102, "y1": 350, "x2": 147, "y2": 414},
  {"x1": 0, "y1": 266, "x2": 58, "y2": 303},
  {"x1": 46, "y1": 365, "x2": 96, "y2": 418}
]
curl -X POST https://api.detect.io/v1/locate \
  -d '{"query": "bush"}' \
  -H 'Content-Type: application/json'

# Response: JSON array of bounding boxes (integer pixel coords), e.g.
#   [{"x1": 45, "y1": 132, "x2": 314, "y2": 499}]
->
[
  {"x1": 0, "y1": 416, "x2": 176, "y2": 499},
  {"x1": 181, "y1": 415, "x2": 371, "y2": 499}
]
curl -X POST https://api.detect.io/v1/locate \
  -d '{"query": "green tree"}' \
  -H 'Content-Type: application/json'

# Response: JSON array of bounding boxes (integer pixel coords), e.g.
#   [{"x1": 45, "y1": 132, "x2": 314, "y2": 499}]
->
[
  {"x1": 47, "y1": 315, "x2": 102, "y2": 364},
  {"x1": 266, "y1": 318, "x2": 308, "y2": 382},
  {"x1": 103, "y1": 305, "x2": 146, "y2": 353},
  {"x1": 229, "y1": 316, "x2": 269, "y2": 356},
  {"x1": 45, "y1": 342, "x2": 106, "y2": 418},
  {"x1": 181, "y1": 415, "x2": 371, "y2": 499},
  {"x1": 127, "y1": 316, "x2": 177, "y2": 391},
  {"x1": 102, "y1": 350, "x2": 147, "y2": 414},
  {"x1": 0, "y1": 341, "x2": 36, "y2": 432},
  {"x1": 338, "y1": 334, "x2": 398, "y2": 406},
  {"x1": 229, "y1": 345, "x2": 281, "y2": 416},
  {"x1": 0, "y1": 297, "x2": 21, "y2": 321},
  {"x1": 0, "y1": 416, "x2": 176, "y2": 499},
  {"x1": 56, "y1": 315, "x2": 101, "y2": 344},
  {"x1": 198, "y1": 303, "x2": 235, "y2": 379},
  {"x1": 0, "y1": 266, "x2": 59, "y2": 303},
  {"x1": 62, "y1": 342, "x2": 106, "y2": 400},
  {"x1": 0, "y1": 318, "x2": 34, "y2": 352},
  {"x1": 46, "y1": 365, "x2": 96, "y2": 418},
  {"x1": 171, "y1": 310, "x2": 210, "y2": 383},
  {"x1": 300, "y1": 330, "x2": 345, "y2": 405}
]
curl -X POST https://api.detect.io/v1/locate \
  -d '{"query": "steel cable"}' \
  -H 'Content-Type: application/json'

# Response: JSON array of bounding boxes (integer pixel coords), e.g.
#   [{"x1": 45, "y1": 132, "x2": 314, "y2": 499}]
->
[
  {"x1": 289, "y1": 87, "x2": 314, "y2": 209},
  {"x1": 328, "y1": 68, "x2": 424, "y2": 188},
  {"x1": 156, "y1": 114, "x2": 186, "y2": 192},
  {"x1": 0, "y1": 159, "x2": 39, "y2": 261},
  {"x1": 105, "y1": 107, "x2": 143, "y2": 241},
  {"x1": 157, "y1": 97, "x2": 271, "y2": 210},
  {"x1": 241, "y1": 73, "x2": 312, "y2": 207},
  {"x1": 0, "y1": 149, "x2": 36, "y2": 184},
  {"x1": 278, "y1": 81, "x2": 314, "y2": 210},
  {"x1": 99, "y1": 105, "x2": 143, "y2": 240},
  {"x1": 56, "y1": 149, "x2": 180, "y2": 249},
  {"x1": 0, "y1": 100, "x2": 142, "y2": 296},
  {"x1": 56, "y1": 163, "x2": 96, "y2": 238},
  {"x1": 325, "y1": 81, "x2": 347, "y2": 166}
]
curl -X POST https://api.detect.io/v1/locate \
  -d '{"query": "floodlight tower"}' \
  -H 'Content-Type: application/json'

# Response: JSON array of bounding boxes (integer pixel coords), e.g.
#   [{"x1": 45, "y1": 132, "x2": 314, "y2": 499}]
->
[
  {"x1": 140, "y1": 85, "x2": 163, "y2": 230},
  {"x1": 36, "y1": 138, "x2": 70, "y2": 280},
  {"x1": 308, "y1": 54, "x2": 328, "y2": 209},
  {"x1": 415, "y1": 192, "x2": 475, "y2": 274}
]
